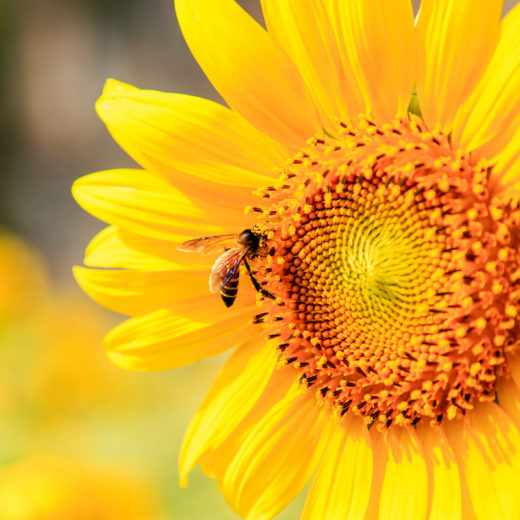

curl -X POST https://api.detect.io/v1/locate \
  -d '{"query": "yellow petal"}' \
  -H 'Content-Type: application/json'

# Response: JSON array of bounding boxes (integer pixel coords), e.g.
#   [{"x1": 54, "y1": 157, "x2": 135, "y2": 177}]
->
[
  {"x1": 97, "y1": 79, "x2": 286, "y2": 188},
  {"x1": 443, "y1": 425, "x2": 478, "y2": 520},
  {"x1": 199, "y1": 367, "x2": 295, "y2": 479},
  {"x1": 448, "y1": 402, "x2": 520, "y2": 520},
  {"x1": 73, "y1": 265, "x2": 210, "y2": 316},
  {"x1": 171, "y1": 292, "x2": 257, "y2": 323},
  {"x1": 454, "y1": 1, "x2": 520, "y2": 153},
  {"x1": 510, "y1": 353, "x2": 520, "y2": 387},
  {"x1": 450, "y1": 1, "x2": 519, "y2": 156},
  {"x1": 75, "y1": 263, "x2": 256, "y2": 319},
  {"x1": 260, "y1": 0, "x2": 364, "y2": 124},
  {"x1": 363, "y1": 428, "x2": 390, "y2": 520},
  {"x1": 72, "y1": 169, "x2": 225, "y2": 241},
  {"x1": 417, "y1": 0, "x2": 502, "y2": 131},
  {"x1": 84, "y1": 226, "x2": 209, "y2": 270},
  {"x1": 488, "y1": 125, "x2": 520, "y2": 191},
  {"x1": 379, "y1": 427, "x2": 428, "y2": 520},
  {"x1": 332, "y1": 0, "x2": 416, "y2": 122},
  {"x1": 459, "y1": 488, "x2": 478, "y2": 520},
  {"x1": 179, "y1": 337, "x2": 278, "y2": 485},
  {"x1": 417, "y1": 423, "x2": 461, "y2": 520},
  {"x1": 104, "y1": 307, "x2": 256, "y2": 371},
  {"x1": 497, "y1": 376, "x2": 520, "y2": 431},
  {"x1": 175, "y1": 0, "x2": 320, "y2": 150},
  {"x1": 301, "y1": 416, "x2": 372, "y2": 520},
  {"x1": 221, "y1": 383, "x2": 328, "y2": 520}
]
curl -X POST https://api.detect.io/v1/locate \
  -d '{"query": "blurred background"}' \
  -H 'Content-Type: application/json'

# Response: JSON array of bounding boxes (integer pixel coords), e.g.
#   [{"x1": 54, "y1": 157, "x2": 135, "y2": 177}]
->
[{"x1": 0, "y1": 0, "x2": 518, "y2": 518}]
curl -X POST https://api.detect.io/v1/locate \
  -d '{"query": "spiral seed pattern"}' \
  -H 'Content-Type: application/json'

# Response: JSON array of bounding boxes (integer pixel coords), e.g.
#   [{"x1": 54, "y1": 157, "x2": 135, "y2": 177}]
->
[{"x1": 255, "y1": 117, "x2": 520, "y2": 428}]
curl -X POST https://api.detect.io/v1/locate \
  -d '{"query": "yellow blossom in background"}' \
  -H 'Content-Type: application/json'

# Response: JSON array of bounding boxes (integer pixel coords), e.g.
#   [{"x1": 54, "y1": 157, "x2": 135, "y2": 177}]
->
[
  {"x1": 26, "y1": 294, "x2": 131, "y2": 419},
  {"x1": 73, "y1": 1, "x2": 520, "y2": 519},
  {"x1": 0, "y1": 255, "x2": 138, "y2": 432},
  {"x1": 0, "y1": 455, "x2": 157, "y2": 520},
  {"x1": 0, "y1": 228, "x2": 240, "y2": 519},
  {"x1": 0, "y1": 230, "x2": 47, "y2": 324}
]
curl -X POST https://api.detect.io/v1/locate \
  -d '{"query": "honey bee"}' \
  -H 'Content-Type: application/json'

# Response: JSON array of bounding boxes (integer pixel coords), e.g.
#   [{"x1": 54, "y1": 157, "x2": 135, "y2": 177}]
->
[{"x1": 178, "y1": 228, "x2": 274, "y2": 307}]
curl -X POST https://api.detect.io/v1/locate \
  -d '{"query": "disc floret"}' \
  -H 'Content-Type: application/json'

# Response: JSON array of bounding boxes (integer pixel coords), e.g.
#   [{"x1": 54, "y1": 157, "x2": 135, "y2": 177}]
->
[{"x1": 254, "y1": 117, "x2": 520, "y2": 428}]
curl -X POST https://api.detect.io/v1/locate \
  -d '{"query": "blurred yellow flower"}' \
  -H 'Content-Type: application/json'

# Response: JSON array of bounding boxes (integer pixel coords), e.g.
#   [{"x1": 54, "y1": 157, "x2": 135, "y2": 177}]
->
[
  {"x1": 27, "y1": 294, "x2": 133, "y2": 418},
  {"x1": 0, "y1": 230, "x2": 47, "y2": 323},
  {"x1": 0, "y1": 455, "x2": 157, "y2": 520},
  {"x1": 73, "y1": 1, "x2": 520, "y2": 519},
  {"x1": 0, "y1": 279, "x2": 139, "y2": 426},
  {"x1": 0, "y1": 231, "x2": 143, "y2": 463}
]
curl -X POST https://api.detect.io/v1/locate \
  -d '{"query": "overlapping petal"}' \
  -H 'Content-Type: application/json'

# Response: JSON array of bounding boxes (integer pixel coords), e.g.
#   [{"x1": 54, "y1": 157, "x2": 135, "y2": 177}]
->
[
  {"x1": 175, "y1": 0, "x2": 320, "y2": 150},
  {"x1": 73, "y1": 265, "x2": 209, "y2": 316},
  {"x1": 451, "y1": 3, "x2": 520, "y2": 186},
  {"x1": 72, "y1": 169, "x2": 229, "y2": 241},
  {"x1": 104, "y1": 307, "x2": 255, "y2": 371},
  {"x1": 331, "y1": 0, "x2": 416, "y2": 122},
  {"x1": 363, "y1": 428, "x2": 390, "y2": 520},
  {"x1": 498, "y1": 377, "x2": 520, "y2": 430},
  {"x1": 417, "y1": 0, "x2": 502, "y2": 131},
  {"x1": 220, "y1": 384, "x2": 329, "y2": 519},
  {"x1": 510, "y1": 354, "x2": 520, "y2": 387},
  {"x1": 490, "y1": 126, "x2": 520, "y2": 192},
  {"x1": 447, "y1": 402, "x2": 520, "y2": 519},
  {"x1": 452, "y1": 1, "x2": 519, "y2": 146},
  {"x1": 378, "y1": 427, "x2": 428, "y2": 519},
  {"x1": 84, "y1": 226, "x2": 206, "y2": 270},
  {"x1": 418, "y1": 423, "x2": 461, "y2": 519},
  {"x1": 179, "y1": 338, "x2": 279, "y2": 485},
  {"x1": 198, "y1": 367, "x2": 295, "y2": 480},
  {"x1": 260, "y1": 0, "x2": 364, "y2": 125},
  {"x1": 301, "y1": 416, "x2": 372, "y2": 520},
  {"x1": 96, "y1": 79, "x2": 286, "y2": 187}
]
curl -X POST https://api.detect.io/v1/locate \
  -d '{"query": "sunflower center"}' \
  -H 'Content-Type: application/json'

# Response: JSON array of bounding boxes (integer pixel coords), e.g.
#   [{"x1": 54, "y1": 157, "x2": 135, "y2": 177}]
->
[{"x1": 256, "y1": 117, "x2": 520, "y2": 428}]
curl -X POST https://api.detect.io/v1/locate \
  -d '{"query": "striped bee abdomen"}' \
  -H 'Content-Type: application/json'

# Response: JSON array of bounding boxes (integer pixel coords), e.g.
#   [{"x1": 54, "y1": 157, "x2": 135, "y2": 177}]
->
[{"x1": 220, "y1": 269, "x2": 240, "y2": 307}]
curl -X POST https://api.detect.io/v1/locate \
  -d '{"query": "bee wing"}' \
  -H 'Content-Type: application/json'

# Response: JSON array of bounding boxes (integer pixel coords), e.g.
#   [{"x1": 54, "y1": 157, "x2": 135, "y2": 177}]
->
[
  {"x1": 209, "y1": 248, "x2": 249, "y2": 292},
  {"x1": 177, "y1": 234, "x2": 237, "y2": 255}
]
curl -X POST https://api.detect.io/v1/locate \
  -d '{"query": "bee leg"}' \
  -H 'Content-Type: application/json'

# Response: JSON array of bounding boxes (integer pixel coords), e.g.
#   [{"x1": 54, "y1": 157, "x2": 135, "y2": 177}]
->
[{"x1": 243, "y1": 259, "x2": 275, "y2": 300}]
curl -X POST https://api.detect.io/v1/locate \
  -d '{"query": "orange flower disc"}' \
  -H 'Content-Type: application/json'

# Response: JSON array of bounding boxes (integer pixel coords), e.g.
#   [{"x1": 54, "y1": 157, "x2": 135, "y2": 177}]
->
[{"x1": 255, "y1": 116, "x2": 520, "y2": 428}]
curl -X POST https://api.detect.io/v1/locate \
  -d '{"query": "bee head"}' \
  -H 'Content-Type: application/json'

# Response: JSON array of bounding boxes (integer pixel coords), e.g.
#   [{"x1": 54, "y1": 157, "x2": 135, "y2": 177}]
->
[{"x1": 238, "y1": 228, "x2": 259, "y2": 248}]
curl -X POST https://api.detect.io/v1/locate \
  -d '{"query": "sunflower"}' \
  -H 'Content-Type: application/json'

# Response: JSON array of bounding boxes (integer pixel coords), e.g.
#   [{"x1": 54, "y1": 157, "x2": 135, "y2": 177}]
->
[{"x1": 73, "y1": 0, "x2": 520, "y2": 518}]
